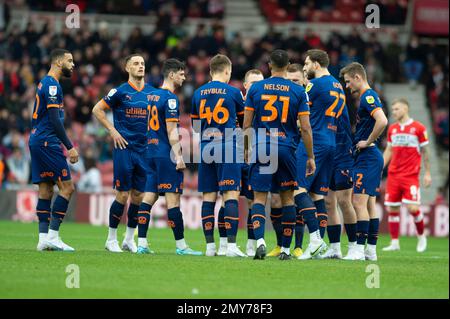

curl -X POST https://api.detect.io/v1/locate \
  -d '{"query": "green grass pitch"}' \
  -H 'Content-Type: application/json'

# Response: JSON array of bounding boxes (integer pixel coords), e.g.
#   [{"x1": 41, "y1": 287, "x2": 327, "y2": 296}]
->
[{"x1": 0, "y1": 220, "x2": 448, "y2": 299}]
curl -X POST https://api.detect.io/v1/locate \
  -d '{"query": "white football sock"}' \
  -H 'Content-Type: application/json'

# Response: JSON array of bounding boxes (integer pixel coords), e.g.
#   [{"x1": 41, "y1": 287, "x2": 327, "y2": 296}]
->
[
  {"x1": 39, "y1": 233, "x2": 47, "y2": 242},
  {"x1": 47, "y1": 229, "x2": 58, "y2": 241},
  {"x1": 247, "y1": 239, "x2": 256, "y2": 247},
  {"x1": 125, "y1": 227, "x2": 135, "y2": 242},
  {"x1": 219, "y1": 237, "x2": 227, "y2": 245},
  {"x1": 310, "y1": 230, "x2": 322, "y2": 244},
  {"x1": 108, "y1": 228, "x2": 117, "y2": 241},
  {"x1": 176, "y1": 239, "x2": 187, "y2": 250},
  {"x1": 330, "y1": 242, "x2": 341, "y2": 251},
  {"x1": 206, "y1": 243, "x2": 216, "y2": 250},
  {"x1": 138, "y1": 238, "x2": 148, "y2": 247},
  {"x1": 281, "y1": 246, "x2": 290, "y2": 255},
  {"x1": 256, "y1": 238, "x2": 266, "y2": 247},
  {"x1": 227, "y1": 242, "x2": 237, "y2": 250}
]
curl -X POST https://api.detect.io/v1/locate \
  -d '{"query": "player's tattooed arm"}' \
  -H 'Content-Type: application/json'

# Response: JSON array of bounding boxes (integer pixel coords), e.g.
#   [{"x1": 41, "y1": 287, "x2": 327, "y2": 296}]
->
[
  {"x1": 421, "y1": 145, "x2": 432, "y2": 188},
  {"x1": 92, "y1": 100, "x2": 128, "y2": 149},
  {"x1": 383, "y1": 144, "x2": 392, "y2": 169},
  {"x1": 167, "y1": 121, "x2": 185, "y2": 170}
]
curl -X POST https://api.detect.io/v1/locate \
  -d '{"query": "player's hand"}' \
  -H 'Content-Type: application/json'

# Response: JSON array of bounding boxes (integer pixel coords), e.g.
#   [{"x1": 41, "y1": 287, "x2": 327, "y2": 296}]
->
[
  {"x1": 306, "y1": 157, "x2": 316, "y2": 176},
  {"x1": 423, "y1": 172, "x2": 432, "y2": 188},
  {"x1": 356, "y1": 140, "x2": 369, "y2": 151},
  {"x1": 68, "y1": 148, "x2": 79, "y2": 164},
  {"x1": 110, "y1": 128, "x2": 128, "y2": 149},
  {"x1": 176, "y1": 156, "x2": 186, "y2": 171}
]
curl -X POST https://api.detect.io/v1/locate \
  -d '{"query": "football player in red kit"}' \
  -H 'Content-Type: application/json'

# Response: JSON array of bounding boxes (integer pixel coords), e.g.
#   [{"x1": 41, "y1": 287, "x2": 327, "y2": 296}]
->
[{"x1": 383, "y1": 98, "x2": 432, "y2": 253}]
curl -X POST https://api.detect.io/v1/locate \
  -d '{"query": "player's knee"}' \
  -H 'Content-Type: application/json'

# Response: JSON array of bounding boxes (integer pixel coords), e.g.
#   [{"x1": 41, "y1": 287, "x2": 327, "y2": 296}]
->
[
  {"x1": 39, "y1": 184, "x2": 54, "y2": 199},
  {"x1": 279, "y1": 191, "x2": 294, "y2": 206},
  {"x1": 270, "y1": 194, "x2": 282, "y2": 208},
  {"x1": 352, "y1": 197, "x2": 365, "y2": 210},
  {"x1": 407, "y1": 204, "x2": 419, "y2": 213},
  {"x1": 337, "y1": 197, "x2": 352, "y2": 210},
  {"x1": 310, "y1": 193, "x2": 323, "y2": 202},
  {"x1": 130, "y1": 190, "x2": 144, "y2": 204},
  {"x1": 223, "y1": 190, "x2": 240, "y2": 201},
  {"x1": 165, "y1": 192, "x2": 180, "y2": 209},
  {"x1": 143, "y1": 192, "x2": 158, "y2": 205},
  {"x1": 116, "y1": 191, "x2": 129, "y2": 204},
  {"x1": 203, "y1": 192, "x2": 217, "y2": 203},
  {"x1": 253, "y1": 192, "x2": 267, "y2": 206},
  {"x1": 61, "y1": 181, "x2": 75, "y2": 197}
]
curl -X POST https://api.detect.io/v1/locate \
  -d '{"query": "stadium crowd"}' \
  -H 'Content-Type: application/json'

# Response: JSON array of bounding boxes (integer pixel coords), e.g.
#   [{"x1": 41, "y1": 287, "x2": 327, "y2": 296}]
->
[
  {"x1": 0, "y1": 1, "x2": 448, "y2": 197},
  {"x1": 259, "y1": 0, "x2": 408, "y2": 24}
]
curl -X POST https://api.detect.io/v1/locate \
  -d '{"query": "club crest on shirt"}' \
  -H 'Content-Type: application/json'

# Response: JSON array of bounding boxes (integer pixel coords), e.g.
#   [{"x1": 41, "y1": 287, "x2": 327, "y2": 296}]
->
[
  {"x1": 49, "y1": 86, "x2": 57, "y2": 96},
  {"x1": 305, "y1": 83, "x2": 313, "y2": 93},
  {"x1": 168, "y1": 99, "x2": 177, "y2": 110},
  {"x1": 366, "y1": 95, "x2": 375, "y2": 104}
]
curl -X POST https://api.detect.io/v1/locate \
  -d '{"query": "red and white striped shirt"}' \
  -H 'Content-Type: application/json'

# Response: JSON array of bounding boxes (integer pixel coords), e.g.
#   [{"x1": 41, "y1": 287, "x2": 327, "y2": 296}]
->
[{"x1": 387, "y1": 118, "x2": 429, "y2": 177}]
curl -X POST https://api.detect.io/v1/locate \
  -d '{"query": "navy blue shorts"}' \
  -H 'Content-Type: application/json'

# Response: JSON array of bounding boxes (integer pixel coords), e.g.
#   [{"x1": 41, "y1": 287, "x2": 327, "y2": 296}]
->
[
  {"x1": 249, "y1": 145, "x2": 298, "y2": 193},
  {"x1": 329, "y1": 167, "x2": 353, "y2": 191},
  {"x1": 113, "y1": 148, "x2": 147, "y2": 192},
  {"x1": 329, "y1": 152, "x2": 354, "y2": 191},
  {"x1": 144, "y1": 156, "x2": 183, "y2": 194},
  {"x1": 30, "y1": 143, "x2": 71, "y2": 184},
  {"x1": 353, "y1": 146, "x2": 383, "y2": 196},
  {"x1": 297, "y1": 143, "x2": 335, "y2": 195},
  {"x1": 198, "y1": 160, "x2": 241, "y2": 193}
]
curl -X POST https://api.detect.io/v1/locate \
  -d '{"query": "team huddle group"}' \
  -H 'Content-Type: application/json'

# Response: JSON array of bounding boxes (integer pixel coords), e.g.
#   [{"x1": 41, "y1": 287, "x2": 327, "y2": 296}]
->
[{"x1": 29, "y1": 47, "x2": 430, "y2": 260}]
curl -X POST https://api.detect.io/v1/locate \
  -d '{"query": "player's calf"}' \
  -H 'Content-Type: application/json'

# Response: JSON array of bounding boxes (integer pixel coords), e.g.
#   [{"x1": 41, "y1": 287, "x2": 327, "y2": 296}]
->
[
  {"x1": 246, "y1": 209, "x2": 256, "y2": 257},
  {"x1": 201, "y1": 201, "x2": 216, "y2": 256},
  {"x1": 251, "y1": 199, "x2": 268, "y2": 259},
  {"x1": 107, "y1": 199, "x2": 126, "y2": 243},
  {"x1": 280, "y1": 205, "x2": 296, "y2": 257},
  {"x1": 217, "y1": 206, "x2": 227, "y2": 255},
  {"x1": 267, "y1": 207, "x2": 282, "y2": 257},
  {"x1": 46, "y1": 186, "x2": 73, "y2": 250},
  {"x1": 137, "y1": 202, "x2": 152, "y2": 250},
  {"x1": 294, "y1": 192, "x2": 323, "y2": 248},
  {"x1": 313, "y1": 197, "x2": 328, "y2": 239}
]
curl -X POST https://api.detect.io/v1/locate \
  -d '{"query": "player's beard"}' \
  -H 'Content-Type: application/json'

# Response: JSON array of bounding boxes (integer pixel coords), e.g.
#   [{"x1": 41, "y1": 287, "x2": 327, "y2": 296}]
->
[
  {"x1": 62, "y1": 66, "x2": 73, "y2": 78},
  {"x1": 305, "y1": 69, "x2": 316, "y2": 80}
]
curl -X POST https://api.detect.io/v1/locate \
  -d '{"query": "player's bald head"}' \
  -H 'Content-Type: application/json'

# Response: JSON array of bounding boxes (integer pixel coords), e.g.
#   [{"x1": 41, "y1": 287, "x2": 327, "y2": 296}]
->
[{"x1": 244, "y1": 69, "x2": 264, "y2": 91}]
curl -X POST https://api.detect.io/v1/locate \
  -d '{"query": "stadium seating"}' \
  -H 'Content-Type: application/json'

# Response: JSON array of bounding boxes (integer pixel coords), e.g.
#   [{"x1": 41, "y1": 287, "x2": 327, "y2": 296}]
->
[{"x1": 0, "y1": 0, "x2": 447, "y2": 199}]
